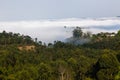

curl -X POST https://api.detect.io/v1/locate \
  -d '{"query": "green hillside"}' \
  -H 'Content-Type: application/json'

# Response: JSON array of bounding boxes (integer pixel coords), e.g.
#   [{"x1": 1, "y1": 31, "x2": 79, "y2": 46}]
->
[{"x1": 0, "y1": 29, "x2": 120, "y2": 80}]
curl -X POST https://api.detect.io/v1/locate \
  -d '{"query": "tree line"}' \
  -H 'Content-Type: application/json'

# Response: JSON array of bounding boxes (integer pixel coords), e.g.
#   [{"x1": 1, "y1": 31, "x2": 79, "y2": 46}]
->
[{"x1": 0, "y1": 28, "x2": 120, "y2": 80}]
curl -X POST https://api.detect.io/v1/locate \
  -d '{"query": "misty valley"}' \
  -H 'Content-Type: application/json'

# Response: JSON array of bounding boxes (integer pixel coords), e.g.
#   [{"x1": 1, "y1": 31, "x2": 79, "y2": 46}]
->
[{"x1": 1, "y1": 0, "x2": 120, "y2": 79}]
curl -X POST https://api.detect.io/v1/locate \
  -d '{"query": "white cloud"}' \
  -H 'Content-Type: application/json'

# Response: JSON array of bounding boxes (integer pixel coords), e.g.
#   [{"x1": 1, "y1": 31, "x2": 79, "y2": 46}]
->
[{"x1": 0, "y1": 17, "x2": 120, "y2": 43}]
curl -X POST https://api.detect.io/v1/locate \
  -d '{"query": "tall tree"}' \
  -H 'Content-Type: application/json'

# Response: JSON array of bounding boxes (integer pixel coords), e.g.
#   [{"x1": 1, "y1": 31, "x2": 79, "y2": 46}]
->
[{"x1": 73, "y1": 27, "x2": 83, "y2": 38}]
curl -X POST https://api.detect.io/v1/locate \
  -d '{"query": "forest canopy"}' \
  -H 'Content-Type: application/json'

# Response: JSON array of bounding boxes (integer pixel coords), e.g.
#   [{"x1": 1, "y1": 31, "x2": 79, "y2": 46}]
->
[{"x1": 0, "y1": 28, "x2": 120, "y2": 80}]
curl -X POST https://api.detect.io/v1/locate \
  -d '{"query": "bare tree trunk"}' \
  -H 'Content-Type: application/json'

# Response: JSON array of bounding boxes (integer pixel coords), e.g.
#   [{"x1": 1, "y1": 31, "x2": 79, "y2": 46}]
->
[{"x1": 61, "y1": 73, "x2": 64, "y2": 80}]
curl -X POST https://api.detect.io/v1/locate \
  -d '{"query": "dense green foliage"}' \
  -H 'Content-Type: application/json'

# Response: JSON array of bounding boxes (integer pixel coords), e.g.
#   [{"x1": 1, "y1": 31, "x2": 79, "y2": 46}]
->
[
  {"x1": 0, "y1": 31, "x2": 34, "y2": 46},
  {"x1": 0, "y1": 29, "x2": 120, "y2": 80}
]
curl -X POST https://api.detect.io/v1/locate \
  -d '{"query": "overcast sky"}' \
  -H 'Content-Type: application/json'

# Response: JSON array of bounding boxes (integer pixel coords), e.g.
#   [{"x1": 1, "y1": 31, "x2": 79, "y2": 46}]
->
[
  {"x1": 0, "y1": 0, "x2": 120, "y2": 21},
  {"x1": 0, "y1": 0, "x2": 120, "y2": 43}
]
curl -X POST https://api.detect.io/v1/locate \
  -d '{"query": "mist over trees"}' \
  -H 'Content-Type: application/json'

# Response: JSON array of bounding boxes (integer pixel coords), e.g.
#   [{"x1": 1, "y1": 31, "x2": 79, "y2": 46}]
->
[
  {"x1": 0, "y1": 29, "x2": 120, "y2": 80},
  {"x1": 66, "y1": 27, "x2": 91, "y2": 45}
]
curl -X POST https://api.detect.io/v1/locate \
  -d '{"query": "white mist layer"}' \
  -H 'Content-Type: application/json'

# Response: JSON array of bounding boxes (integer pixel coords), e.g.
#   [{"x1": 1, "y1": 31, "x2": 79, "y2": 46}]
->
[{"x1": 0, "y1": 17, "x2": 120, "y2": 43}]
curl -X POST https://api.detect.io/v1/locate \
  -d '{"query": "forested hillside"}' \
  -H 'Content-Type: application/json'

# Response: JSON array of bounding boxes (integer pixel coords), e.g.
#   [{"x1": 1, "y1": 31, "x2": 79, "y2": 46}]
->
[{"x1": 0, "y1": 28, "x2": 120, "y2": 80}]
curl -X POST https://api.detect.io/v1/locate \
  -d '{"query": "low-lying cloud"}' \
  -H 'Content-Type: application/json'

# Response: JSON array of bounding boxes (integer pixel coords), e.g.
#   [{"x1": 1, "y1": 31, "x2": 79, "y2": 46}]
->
[{"x1": 0, "y1": 17, "x2": 120, "y2": 43}]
